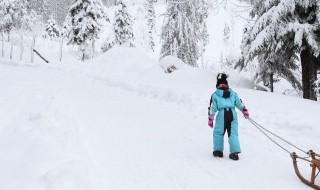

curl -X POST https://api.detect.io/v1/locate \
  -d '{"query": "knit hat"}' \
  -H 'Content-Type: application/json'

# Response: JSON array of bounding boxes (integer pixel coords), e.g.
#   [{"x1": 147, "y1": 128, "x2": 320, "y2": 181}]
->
[{"x1": 216, "y1": 73, "x2": 228, "y2": 88}]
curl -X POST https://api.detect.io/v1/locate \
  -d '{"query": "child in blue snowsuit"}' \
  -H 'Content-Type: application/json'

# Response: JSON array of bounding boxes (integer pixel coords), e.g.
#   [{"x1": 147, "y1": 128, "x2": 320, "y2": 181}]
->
[{"x1": 208, "y1": 73, "x2": 249, "y2": 160}]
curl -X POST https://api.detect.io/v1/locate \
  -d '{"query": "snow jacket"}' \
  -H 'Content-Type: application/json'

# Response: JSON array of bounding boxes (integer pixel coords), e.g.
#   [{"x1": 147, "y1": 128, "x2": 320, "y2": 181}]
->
[{"x1": 209, "y1": 88, "x2": 244, "y2": 116}]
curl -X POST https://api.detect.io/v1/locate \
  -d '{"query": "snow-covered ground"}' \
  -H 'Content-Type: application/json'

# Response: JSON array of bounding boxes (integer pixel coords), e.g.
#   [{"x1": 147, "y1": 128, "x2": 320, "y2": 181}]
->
[
  {"x1": 0, "y1": 47, "x2": 319, "y2": 190},
  {"x1": 0, "y1": 1, "x2": 319, "y2": 189}
]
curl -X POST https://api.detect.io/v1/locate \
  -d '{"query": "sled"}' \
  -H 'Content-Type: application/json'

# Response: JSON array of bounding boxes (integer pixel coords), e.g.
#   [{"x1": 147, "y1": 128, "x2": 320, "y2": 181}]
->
[{"x1": 291, "y1": 150, "x2": 320, "y2": 190}]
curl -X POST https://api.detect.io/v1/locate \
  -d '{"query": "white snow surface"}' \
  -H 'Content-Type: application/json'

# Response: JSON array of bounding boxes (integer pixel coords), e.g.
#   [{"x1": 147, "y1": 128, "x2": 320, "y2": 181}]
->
[{"x1": 0, "y1": 47, "x2": 319, "y2": 190}]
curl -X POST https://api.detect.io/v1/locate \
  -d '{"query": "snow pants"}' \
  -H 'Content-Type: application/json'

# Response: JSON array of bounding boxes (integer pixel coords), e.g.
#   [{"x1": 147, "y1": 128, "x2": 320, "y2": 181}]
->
[{"x1": 213, "y1": 108, "x2": 241, "y2": 154}]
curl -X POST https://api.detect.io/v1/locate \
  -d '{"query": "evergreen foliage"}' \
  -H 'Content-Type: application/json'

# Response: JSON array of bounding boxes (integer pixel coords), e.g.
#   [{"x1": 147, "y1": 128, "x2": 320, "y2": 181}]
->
[
  {"x1": 66, "y1": 0, "x2": 107, "y2": 61},
  {"x1": 160, "y1": 0, "x2": 208, "y2": 67},
  {"x1": 113, "y1": 0, "x2": 135, "y2": 47},
  {"x1": 43, "y1": 18, "x2": 60, "y2": 40},
  {"x1": 28, "y1": 0, "x2": 46, "y2": 19},
  {"x1": 0, "y1": 0, "x2": 19, "y2": 34},
  {"x1": 237, "y1": 0, "x2": 320, "y2": 97},
  {"x1": 0, "y1": 0, "x2": 40, "y2": 36},
  {"x1": 144, "y1": 0, "x2": 156, "y2": 51}
]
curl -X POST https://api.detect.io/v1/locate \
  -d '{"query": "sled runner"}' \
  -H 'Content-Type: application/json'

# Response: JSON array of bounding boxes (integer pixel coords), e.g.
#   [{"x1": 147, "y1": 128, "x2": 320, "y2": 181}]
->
[{"x1": 291, "y1": 151, "x2": 320, "y2": 190}]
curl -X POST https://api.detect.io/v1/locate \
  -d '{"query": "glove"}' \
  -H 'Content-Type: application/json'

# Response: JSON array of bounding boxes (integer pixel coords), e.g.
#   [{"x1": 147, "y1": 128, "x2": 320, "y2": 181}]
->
[
  {"x1": 208, "y1": 116, "x2": 214, "y2": 128},
  {"x1": 242, "y1": 108, "x2": 249, "y2": 119}
]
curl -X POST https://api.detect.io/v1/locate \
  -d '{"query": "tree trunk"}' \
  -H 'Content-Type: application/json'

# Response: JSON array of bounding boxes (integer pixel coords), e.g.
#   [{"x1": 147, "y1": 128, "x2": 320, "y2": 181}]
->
[
  {"x1": 31, "y1": 32, "x2": 36, "y2": 63},
  {"x1": 270, "y1": 72, "x2": 274, "y2": 93},
  {"x1": 1, "y1": 31, "x2": 4, "y2": 57},
  {"x1": 310, "y1": 56, "x2": 318, "y2": 100},
  {"x1": 59, "y1": 37, "x2": 63, "y2": 62},
  {"x1": 10, "y1": 42, "x2": 13, "y2": 60},
  {"x1": 20, "y1": 34, "x2": 24, "y2": 61},
  {"x1": 301, "y1": 45, "x2": 317, "y2": 100}
]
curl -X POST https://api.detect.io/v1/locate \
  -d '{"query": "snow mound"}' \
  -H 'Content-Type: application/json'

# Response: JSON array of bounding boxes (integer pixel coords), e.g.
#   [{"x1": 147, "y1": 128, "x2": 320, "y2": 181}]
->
[
  {"x1": 89, "y1": 46, "x2": 158, "y2": 77},
  {"x1": 65, "y1": 47, "x2": 259, "y2": 97},
  {"x1": 159, "y1": 55, "x2": 188, "y2": 73}
]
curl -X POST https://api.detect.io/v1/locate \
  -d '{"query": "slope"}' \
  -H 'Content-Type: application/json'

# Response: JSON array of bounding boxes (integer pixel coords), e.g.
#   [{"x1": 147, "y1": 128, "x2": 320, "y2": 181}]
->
[{"x1": 0, "y1": 47, "x2": 319, "y2": 190}]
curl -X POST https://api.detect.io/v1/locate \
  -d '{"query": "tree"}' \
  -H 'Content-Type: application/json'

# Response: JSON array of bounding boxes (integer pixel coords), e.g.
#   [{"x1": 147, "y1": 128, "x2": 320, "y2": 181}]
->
[
  {"x1": 43, "y1": 18, "x2": 60, "y2": 40},
  {"x1": 19, "y1": 1, "x2": 42, "y2": 31},
  {"x1": 66, "y1": 0, "x2": 107, "y2": 61},
  {"x1": 44, "y1": 0, "x2": 72, "y2": 26},
  {"x1": 144, "y1": 0, "x2": 156, "y2": 51},
  {"x1": 160, "y1": 0, "x2": 208, "y2": 67},
  {"x1": 102, "y1": 0, "x2": 116, "y2": 7},
  {"x1": 113, "y1": 0, "x2": 135, "y2": 47},
  {"x1": 238, "y1": 25, "x2": 301, "y2": 92},
  {"x1": 0, "y1": 0, "x2": 18, "y2": 40},
  {"x1": 223, "y1": 23, "x2": 230, "y2": 44},
  {"x1": 27, "y1": 0, "x2": 46, "y2": 19},
  {"x1": 237, "y1": 0, "x2": 319, "y2": 98},
  {"x1": 195, "y1": 0, "x2": 209, "y2": 58}
]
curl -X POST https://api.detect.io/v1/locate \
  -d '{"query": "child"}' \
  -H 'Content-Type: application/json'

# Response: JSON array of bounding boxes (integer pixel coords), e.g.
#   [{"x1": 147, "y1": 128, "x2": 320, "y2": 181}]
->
[{"x1": 208, "y1": 73, "x2": 249, "y2": 160}]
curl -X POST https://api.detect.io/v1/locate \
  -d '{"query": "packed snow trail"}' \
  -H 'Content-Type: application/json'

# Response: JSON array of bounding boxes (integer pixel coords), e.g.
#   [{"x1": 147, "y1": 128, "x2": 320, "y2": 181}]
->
[{"x1": 0, "y1": 60, "x2": 319, "y2": 190}]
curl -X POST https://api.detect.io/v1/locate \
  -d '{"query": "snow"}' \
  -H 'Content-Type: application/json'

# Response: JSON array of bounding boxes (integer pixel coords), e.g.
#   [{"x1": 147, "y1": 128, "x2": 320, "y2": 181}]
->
[
  {"x1": 0, "y1": 46, "x2": 319, "y2": 190},
  {"x1": 0, "y1": 1, "x2": 319, "y2": 189}
]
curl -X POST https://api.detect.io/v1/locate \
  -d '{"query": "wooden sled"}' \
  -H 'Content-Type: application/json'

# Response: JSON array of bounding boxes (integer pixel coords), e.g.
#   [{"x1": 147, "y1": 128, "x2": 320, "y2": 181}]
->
[{"x1": 291, "y1": 150, "x2": 320, "y2": 190}]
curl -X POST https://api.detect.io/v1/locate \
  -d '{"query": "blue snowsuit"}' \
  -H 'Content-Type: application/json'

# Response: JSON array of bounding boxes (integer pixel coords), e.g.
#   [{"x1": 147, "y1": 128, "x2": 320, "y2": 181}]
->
[{"x1": 209, "y1": 88, "x2": 244, "y2": 154}]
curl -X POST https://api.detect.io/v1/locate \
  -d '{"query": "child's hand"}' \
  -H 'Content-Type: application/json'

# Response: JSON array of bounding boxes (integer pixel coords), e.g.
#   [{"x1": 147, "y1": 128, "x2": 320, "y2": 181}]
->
[
  {"x1": 208, "y1": 116, "x2": 214, "y2": 128},
  {"x1": 242, "y1": 108, "x2": 249, "y2": 119}
]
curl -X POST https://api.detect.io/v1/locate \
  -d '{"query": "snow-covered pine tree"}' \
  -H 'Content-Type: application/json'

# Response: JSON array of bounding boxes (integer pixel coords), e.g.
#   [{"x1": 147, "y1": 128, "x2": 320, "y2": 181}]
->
[
  {"x1": 195, "y1": 0, "x2": 209, "y2": 67},
  {"x1": 43, "y1": 18, "x2": 60, "y2": 40},
  {"x1": 113, "y1": 0, "x2": 135, "y2": 47},
  {"x1": 101, "y1": 0, "x2": 116, "y2": 7},
  {"x1": 0, "y1": 0, "x2": 18, "y2": 41},
  {"x1": 160, "y1": 0, "x2": 208, "y2": 67},
  {"x1": 195, "y1": 0, "x2": 209, "y2": 55},
  {"x1": 22, "y1": 3, "x2": 42, "y2": 31},
  {"x1": 238, "y1": 23, "x2": 301, "y2": 92},
  {"x1": 237, "y1": 0, "x2": 319, "y2": 98},
  {"x1": 101, "y1": 36, "x2": 115, "y2": 52},
  {"x1": 44, "y1": 0, "x2": 72, "y2": 26},
  {"x1": 61, "y1": 14, "x2": 72, "y2": 39},
  {"x1": 144, "y1": 0, "x2": 156, "y2": 51},
  {"x1": 66, "y1": 0, "x2": 107, "y2": 61},
  {"x1": 14, "y1": 0, "x2": 28, "y2": 28},
  {"x1": 223, "y1": 23, "x2": 230, "y2": 44},
  {"x1": 27, "y1": 0, "x2": 46, "y2": 19}
]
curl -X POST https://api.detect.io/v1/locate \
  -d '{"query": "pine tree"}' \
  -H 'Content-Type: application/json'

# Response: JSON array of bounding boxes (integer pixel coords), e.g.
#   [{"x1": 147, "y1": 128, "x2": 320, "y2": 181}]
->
[
  {"x1": 66, "y1": 0, "x2": 107, "y2": 61},
  {"x1": 44, "y1": 0, "x2": 72, "y2": 26},
  {"x1": 61, "y1": 14, "x2": 72, "y2": 39},
  {"x1": 43, "y1": 18, "x2": 60, "y2": 40},
  {"x1": 223, "y1": 23, "x2": 230, "y2": 44},
  {"x1": 113, "y1": 0, "x2": 134, "y2": 47},
  {"x1": 195, "y1": 0, "x2": 209, "y2": 57},
  {"x1": 144, "y1": 0, "x2": 156, "y2": 51},
  {"x1": 160, "y1": 0, "x2": 208, "y2": 67},
  {"x1": 14, "y1": 0, "x2": 28, "y2": 29},
  {"x1": 237, "y1": 0, "x2": 319, "y2": 98},
  {"x1": 238, "y1": 25, "x2": 301, "y2": 92},
  {"x1": 0, "y1": 0, "x2": 18, "y2": 40},
  {"x1": 21, "y1": 1, "x2": 42, "y2": 31},
  {"x1": 27, "y1": 0, "x2": 46, "y2": 19}
]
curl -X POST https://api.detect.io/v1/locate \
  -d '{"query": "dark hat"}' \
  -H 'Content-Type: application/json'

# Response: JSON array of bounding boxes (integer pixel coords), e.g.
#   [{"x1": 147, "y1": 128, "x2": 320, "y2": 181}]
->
[{"x1": 216, "y1": 73, "x2": 228, "y2": 88}]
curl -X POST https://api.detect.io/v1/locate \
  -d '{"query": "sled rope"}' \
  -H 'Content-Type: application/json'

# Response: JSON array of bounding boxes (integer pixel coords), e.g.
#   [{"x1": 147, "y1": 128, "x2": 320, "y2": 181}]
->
[{"x1": 248, "y1": 118, "x2": 309, "y2": 155}]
